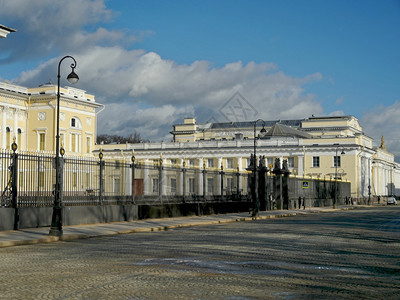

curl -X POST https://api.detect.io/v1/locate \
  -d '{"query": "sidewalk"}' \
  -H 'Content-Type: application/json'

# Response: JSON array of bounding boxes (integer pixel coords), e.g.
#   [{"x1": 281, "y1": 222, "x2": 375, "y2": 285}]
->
[{"x1": 0, "y1": 206, "x2": 360, "y2": 248}]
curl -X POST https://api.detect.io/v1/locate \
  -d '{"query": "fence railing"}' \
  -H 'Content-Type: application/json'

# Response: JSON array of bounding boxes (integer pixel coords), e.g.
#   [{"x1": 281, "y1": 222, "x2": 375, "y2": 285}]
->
[{"x1": 0, "y1": 149, "x2": 351, "y2": 210}]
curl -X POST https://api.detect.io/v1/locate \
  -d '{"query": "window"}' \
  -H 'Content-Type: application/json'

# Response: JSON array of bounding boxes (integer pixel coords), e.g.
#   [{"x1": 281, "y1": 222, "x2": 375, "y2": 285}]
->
[
  {"x1": 114, "y1": 178, "x2": 121, "y2": 194},
  {"x1": 189, "y1": 178, "x2": 195, "y2": 194},
  {"x1": 6, "y1": 127, "x2": 10, "y2": 149},
  {"x1": 287, "y1": 157, "x2": 295, "y2": 168},
  {"x1": 152, "y1": 178, "x2": 159, "y2": 194},
  {"x1": 71, "y1": 133, "x2": 76, "y2": 152},
  {"x1": 115, "y1": 161, "x2": 121, "y2": 170},
  {"x1": 313, "y1": 156, "x2": 320, "y2": 168},
  {"x1": 72, "y1": 172, "x2": 77, "y2": 187},
  {"x1": 170, "y1": 178, "x2": 177, "y2": 194},
  {"x1": 226, "y1": 158, "x2": 234, "y2": 169},
  {"x1": 38, "y1": 172, "x2": 45, "y2": 188},
  {"x1": 19, "y1": 172, "x2": 24, "y2": 188},
  {"x1": 17, "y1": 129, "x2": 22, "y2": 148},
  {"x1": 207, "y1": 178, "x2": 214, "y2": 195},
  {"x1": 188, "y1": 159, "x2": 195, "y2": 166},
  {"x1": 86, "y1": 137, "x2": 91, "y2": 153},
  {"x1": 334, "y1": 156, "x2": 341, "y2": 167},
  {"x1": 86, "y1": 173, "x2": 90, "y2": 188},
  {"x1": 226, "y1": 177, "x2": 234, "y2": 192},
  {"x1": 70, "y1": 117, "x2": 82, "y2": 128},
  {"x1": 71, "y1": 133, "x2": 80, "y2": 152},
  {"x1": 170, "y1": 159, "x2": 177, "y2": 165},
  {"x1": 39, "y1": 133, "x2": 45, "y2": 151},
  {"x1": 207, "y1": 158, "x2": 214, "y2": 168}
]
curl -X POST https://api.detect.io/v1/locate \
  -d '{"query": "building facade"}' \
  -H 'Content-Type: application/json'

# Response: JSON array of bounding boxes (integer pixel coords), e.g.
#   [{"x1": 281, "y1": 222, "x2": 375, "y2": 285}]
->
[
  {"x1": 99, "y1": 116, "x2": 400, "y2": 201},
  {"x1": 0, "y1": 81, "x2": 103, "y2": 156}
]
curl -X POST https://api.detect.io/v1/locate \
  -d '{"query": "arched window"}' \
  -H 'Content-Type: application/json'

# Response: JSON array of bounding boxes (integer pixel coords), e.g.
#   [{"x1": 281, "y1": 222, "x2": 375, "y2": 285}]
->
[
  {"x1": 71, "y1": 117, "x2": 82, "y2": 129},
  {"x1": 17, "y1": 128, "x2": 22, "y2": 148},
  {"x1": 6, "y1": 127, "x2": 10, "y2": 149}
]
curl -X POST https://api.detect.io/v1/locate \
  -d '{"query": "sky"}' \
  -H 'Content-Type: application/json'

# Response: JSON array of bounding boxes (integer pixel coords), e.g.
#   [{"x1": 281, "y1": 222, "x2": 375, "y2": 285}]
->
[{"x1": 1, "y1": 0, "x2": 400, "y2": 158}]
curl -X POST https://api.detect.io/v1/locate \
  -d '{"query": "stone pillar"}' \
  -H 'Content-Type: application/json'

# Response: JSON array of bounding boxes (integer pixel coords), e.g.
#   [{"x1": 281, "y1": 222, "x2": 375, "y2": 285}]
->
[
  {"x1": 297, "y1": 155, "x2": 304, "y2": 177},
  {"x1": 143, "y1": 159, "x2": 149, "y2": 195},
  {"x1": 179, "y1": 158, "x2": 185, "y2": 197},
  {"x1": 217, "y1": 157, "x2": 222, "y2": 195},
  {"x1": 1, "y1": 107, "x2": 6, "y2": 149},
  {"x1": 198, "y1": 158, "x2": 203, "y2": 196},
  {"x1": 237, "y1": 157, "x2": 243, "y2": 194},
  {"x1": 160, "y1": 158, "x2": 166, "y2": 196},
  {"x1": 13, "y1": 109, "x2": 18, "y2": 143}
]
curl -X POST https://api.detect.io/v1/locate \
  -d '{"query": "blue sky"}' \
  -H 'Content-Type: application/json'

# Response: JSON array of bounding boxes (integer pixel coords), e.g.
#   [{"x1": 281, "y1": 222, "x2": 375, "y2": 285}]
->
[{"x1": 1, "y1": 0, "x2": 400, "y2": 157}]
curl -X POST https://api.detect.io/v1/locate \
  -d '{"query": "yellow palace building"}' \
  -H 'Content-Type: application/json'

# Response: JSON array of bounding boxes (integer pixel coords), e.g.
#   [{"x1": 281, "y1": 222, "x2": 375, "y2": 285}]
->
[
  {"x1": 100, "y1": 116, "x2": 400, "y2": 202},
  {"x1": 0, "y1": 81, "x2": 103, "y2": 156}
]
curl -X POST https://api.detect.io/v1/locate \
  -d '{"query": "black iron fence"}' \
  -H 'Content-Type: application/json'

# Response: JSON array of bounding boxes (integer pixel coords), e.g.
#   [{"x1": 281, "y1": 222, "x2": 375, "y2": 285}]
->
[{"x1": 0, "y1": 149, "x2": 350, "y2": 209}]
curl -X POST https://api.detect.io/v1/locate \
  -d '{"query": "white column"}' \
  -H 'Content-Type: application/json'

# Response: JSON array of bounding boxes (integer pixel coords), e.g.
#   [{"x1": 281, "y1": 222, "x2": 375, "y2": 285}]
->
[
  {"x1": 198, "y1": 158, "x2": 203, "y2": 195},
  {"x1": 297, "y1": 155, "x2": 304, "y2": 177},
  {"x1": 217, "y1": 157, "x2": 222, "y2": 195},
  {"x1": 279, "y1": 156, "x2": 284, "y2": 168},
  {"x1": 143, "y1": 159, "x2": 149, "y2": 195},
  {"x1": 2, "y1": 107, "x2": 6, "y2": 148},
  {"x1": 13, "y1": 109, "x2": 18, "y2": 143},
  {"x1": 237, "y1": 157, "x2": 243, "y2": 193},
  {"x1": 161, "y1": 158, "x2": 166, "y2": 196},
  {"x1": 179, "y1": 158, "x2": 184, "y2": 196}
]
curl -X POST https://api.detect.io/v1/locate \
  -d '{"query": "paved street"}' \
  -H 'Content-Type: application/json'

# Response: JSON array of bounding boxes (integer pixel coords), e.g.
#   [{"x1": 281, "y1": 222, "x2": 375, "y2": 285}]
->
[{"x1": 0, "y1": 206, "x2": 399, "y2": 299}]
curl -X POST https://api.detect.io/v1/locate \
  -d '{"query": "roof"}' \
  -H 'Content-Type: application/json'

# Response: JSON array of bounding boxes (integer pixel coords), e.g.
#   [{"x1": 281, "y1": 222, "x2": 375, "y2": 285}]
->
[
  {"x1": 0, "y1": 24, "x2": 16, "y2": 38},
  {"x1": 209, "y1": 119, "x2": 304, "y2": 130},
  {"x1": 263, "y1": 123, "x2": 313, "y2": 139}
]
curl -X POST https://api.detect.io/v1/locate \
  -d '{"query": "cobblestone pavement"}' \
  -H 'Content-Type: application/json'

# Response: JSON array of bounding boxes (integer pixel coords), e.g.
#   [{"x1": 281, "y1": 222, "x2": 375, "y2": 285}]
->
[{"x1": 0, "y1": 206, "x2": 399, "y2": 299}]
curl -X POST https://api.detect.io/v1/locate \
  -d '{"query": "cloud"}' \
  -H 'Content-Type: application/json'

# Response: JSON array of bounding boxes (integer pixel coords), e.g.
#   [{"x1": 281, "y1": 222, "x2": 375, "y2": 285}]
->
[
  {"x1": 361, "y1": 101, "x2": 400, "y2": 161},
  {"x1": 97, "y1": 102, "x2": 195, "y2": 141},
  {"x1": 15, "y1": 45, "x2": 325, "y2": 134},
  {"x1": 2, "y1": 0, "x2": 326, "y2": 142},
  {"x1": 0, "y1": 0, "x2": 141, "y2": 63}
]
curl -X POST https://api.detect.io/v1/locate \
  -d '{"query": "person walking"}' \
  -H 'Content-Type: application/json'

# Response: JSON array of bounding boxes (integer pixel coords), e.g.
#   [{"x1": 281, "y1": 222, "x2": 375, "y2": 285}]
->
[
  {"x1": 302, "y1": 197, "x2": 306, "y2": 209},
  {"x1": 298, "y1": 196, "x2": 302, "y2": 209}
]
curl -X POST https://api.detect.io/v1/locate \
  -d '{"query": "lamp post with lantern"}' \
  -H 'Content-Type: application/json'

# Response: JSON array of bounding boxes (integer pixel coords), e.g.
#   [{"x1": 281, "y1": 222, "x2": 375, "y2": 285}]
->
[
  {"x1": 250, "y1": 119, "x2": 266, "y2": 216},
  {"x1": 49, "y1": 56, "x2": 79, "y2": 236},
  {"x1": 334, "y1": 144, "x2": 345, "y2": 209}
]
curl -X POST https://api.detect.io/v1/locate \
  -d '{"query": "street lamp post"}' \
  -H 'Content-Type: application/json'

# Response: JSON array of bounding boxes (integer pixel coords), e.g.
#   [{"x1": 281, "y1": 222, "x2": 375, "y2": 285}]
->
[
  {"x1": 252, "y1": 119, "x2": 266, "y2": 216},
  {"x1": 49, "y1": 56, "x2": 79, "y2": 236},
  {"x1": 334, "y1": 144, "x2": 345, "y2": 209}
]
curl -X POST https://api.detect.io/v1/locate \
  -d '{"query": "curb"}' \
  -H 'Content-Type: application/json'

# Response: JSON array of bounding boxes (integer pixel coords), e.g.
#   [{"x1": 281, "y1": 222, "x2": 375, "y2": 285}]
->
[{"x1": 0, "y1": 207, "x2": 361, "y2": 248}]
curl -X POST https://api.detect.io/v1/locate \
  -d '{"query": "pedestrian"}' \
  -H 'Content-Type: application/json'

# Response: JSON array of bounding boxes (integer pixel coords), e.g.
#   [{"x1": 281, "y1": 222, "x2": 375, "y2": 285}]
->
[
  {"x1": 298, "y1": 196, "x2": 302, "y2": 209},
  {"x1": 378, "y1": 196, "x2": 381, "y2": 204},
  {"x1": 345, "y1": 196, "x2": 348, "y2": 205},
  {"x1": 302, "y1": 197, "x2": 306, "y2": 209}
]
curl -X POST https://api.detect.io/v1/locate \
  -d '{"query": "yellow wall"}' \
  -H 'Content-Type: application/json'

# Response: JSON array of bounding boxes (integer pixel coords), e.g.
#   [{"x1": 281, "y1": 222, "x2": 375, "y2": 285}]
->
[{"x1": 0, "y1": 82, "x2": 101, "y2": 156}]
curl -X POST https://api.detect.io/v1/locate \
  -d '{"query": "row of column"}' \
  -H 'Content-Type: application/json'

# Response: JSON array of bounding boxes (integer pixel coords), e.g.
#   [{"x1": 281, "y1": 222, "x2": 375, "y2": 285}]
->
[
  {"x1": 138, "y1": 155, "x2": 306, "y2": 196},
  {"x1": 0, "y1": 106, "x2": 24, "y2": 150},
  {"x1": 141, "y1": 157, "x2": 249, "y2": 197}
]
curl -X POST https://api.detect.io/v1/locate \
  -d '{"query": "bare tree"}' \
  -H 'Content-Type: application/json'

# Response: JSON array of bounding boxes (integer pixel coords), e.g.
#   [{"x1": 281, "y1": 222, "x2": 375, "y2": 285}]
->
[{"x1": 97, "y1": 131, "x2": 148, "y2": 144}]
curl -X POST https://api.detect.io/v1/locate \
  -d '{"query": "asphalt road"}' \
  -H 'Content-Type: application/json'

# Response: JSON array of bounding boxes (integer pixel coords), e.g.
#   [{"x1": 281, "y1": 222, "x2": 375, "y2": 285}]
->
[{"x1": 1, "y1": 206, "x2": 399, "y2": 299}]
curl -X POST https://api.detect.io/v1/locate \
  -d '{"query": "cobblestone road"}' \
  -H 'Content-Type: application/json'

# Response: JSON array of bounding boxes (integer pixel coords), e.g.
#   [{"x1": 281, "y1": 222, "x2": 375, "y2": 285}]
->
[{"x1": 0, "y1": 206, "x2": 399, "y2": 299}]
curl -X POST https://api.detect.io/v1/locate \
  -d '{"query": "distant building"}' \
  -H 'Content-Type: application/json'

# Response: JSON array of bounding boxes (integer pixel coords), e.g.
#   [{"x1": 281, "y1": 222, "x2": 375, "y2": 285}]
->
[
  {"x1": 0, "y1": 24, "x2": 16, "y2": 38},
  {"x1": 0, "y1": 81, "x2": 103, "y2": 156},
  {"x1": 99, "y1": 116, "x2": 400, "y2": 201}
]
